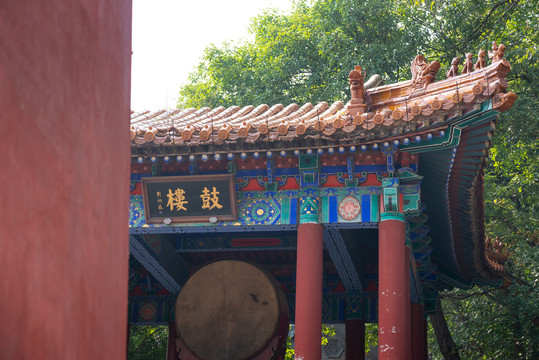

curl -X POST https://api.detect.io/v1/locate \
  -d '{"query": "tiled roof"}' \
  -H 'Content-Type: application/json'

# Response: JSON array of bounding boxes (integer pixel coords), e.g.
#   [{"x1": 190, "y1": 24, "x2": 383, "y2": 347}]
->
[{"x1": 131, "y1": 58, "x2": 516, "y2": 151}]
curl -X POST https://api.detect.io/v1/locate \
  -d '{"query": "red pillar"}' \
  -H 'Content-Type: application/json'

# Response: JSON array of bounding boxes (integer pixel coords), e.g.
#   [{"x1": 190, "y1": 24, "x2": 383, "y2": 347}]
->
[
  {"x1": 167, "y1": 322, "x2": 178, "y2": 360},
  {"x1": 411, "y1": 303, "x2": 427, "y2": 360},
  {"x1": 0, "y1": 1, "x2": 131, "y2": 359},
  {"x1": 378, "y1": 213, "x2": 410, "y2": 360},
  {"x1": 345, "y1": 319, "x2": 365, "y2": 360},
  {"x1": 295, "y1": 223, "x2": 324, "y2": 360}
]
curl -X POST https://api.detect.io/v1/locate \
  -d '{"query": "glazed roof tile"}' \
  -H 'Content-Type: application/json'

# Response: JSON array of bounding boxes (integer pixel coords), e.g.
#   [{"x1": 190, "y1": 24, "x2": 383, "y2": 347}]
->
[{"x1": 131, "y1": 59, "x2": 516, "y2": 152}]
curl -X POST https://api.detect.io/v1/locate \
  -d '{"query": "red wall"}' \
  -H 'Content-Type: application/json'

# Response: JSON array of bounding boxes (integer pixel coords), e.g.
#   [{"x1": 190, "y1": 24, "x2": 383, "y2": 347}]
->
[{"x1": 0, "y1": 1, "x2": 131, "y2": 359}]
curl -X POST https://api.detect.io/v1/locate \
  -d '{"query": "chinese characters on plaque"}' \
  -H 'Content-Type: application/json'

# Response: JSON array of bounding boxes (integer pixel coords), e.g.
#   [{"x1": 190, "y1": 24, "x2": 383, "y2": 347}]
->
[
  {"x1": 142, "y1": 175, "x2": 236, "y2": 223},
  {"x1": 165, "y1": 186, "x2": 223, "y2": 211}
]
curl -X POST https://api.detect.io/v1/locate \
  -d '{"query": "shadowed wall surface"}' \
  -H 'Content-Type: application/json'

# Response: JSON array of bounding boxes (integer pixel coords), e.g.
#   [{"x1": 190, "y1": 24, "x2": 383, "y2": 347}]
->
[{"x1": 0, "y1": 1, "x2": 131, "y2": 359}]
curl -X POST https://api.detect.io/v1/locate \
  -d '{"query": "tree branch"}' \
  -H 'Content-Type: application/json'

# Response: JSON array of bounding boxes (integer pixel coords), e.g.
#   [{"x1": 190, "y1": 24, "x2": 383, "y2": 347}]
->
[
  {"x1": 466, "y1": 0, "x2": 519, "y2": 42},
  {"x1": 504, "y1": 272, "x2": 533, "y2": 287},
  {"x1": 430, "y1": 298, "x2": 462, "y2": 360},
  {"x1": 440, "y1": 286, "x2": 505, "y2": 300}
]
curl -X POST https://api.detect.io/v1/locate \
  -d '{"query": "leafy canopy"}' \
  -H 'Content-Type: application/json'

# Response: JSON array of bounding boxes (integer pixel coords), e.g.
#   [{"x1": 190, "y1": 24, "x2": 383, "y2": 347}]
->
[
  {"x1": 178, "y1": 0, "x2": 428, "y2": 108},
  {"x1": 174, "y1": 1, "x2": 539, "y2": 358}
]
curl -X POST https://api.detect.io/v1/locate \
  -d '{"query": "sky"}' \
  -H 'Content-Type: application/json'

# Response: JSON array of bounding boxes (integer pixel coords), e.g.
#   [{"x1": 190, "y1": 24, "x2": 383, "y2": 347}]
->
[{"x1": 131, "y1": 0, "x2": 293, "y2": 111}]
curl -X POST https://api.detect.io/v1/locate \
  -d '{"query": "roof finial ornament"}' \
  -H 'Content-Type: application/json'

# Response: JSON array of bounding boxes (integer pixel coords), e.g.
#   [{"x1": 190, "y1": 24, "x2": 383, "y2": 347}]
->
[
  {"x1": 364, "y1": 74, "x2": 384, "y2": 89},
  {"x1": 446, "y1": 57, "x2": 461, "y2": 78},
  {"x1": 475, "y1": 49, "x2": 486, "y2": 70},
  {"x1": 411, "y1": 55, "x2": 440, "y2": 90},
  {"x1": 347, "y1": 65, "x2": 368, "y2": 117},
  {"x1": 462, "y1": 53, "x2": 474, "y2": 74},
  {"x1": 488, "y1": 41, "x2": 498, "y2": 62},
  {"x1": 491, "y1": 43, "x2": 506, "y2": 63}
]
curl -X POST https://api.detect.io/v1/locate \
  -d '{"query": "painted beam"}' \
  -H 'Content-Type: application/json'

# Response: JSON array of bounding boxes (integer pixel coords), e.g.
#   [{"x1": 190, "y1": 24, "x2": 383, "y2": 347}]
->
[
  {"x1": 129, "y1": 235, "x2": 182, "y2": 293},
  {"x1": 175, "y1": 234, "x2": 297, "y2": 252},
  {"x1": 130, "y1": 222, "x2": 377, "y2": 235},
  {"x1": 324, "y1": 230, "x2": 363, "y2": 290}
]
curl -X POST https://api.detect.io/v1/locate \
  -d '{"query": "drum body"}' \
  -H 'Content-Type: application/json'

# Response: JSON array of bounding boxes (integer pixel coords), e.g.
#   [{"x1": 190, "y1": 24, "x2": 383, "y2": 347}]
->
[{"x1": 174, "y1": 260, "x2": 290, "y2": 360}]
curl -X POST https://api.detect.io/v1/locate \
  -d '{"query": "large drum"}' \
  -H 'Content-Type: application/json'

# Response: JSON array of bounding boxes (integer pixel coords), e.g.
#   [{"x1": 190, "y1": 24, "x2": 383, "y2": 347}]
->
[{"x1": 174, "y1": 260, "x2": 290, "y2": 360}]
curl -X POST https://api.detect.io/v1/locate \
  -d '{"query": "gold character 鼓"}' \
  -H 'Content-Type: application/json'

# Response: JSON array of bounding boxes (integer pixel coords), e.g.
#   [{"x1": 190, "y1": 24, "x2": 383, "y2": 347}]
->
[{"x1": 200, "y1": 187, "x2": 223, "y2": 210}]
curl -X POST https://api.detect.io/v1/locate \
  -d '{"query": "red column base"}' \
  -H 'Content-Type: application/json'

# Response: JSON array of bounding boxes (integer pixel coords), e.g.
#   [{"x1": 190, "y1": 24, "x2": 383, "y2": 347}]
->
[
  {"x1": 346, "y1": 319, "x2": 365, "y2": 360},
  {"x1": 411, "y1": 304, "x2": 428, "y2": 360}
]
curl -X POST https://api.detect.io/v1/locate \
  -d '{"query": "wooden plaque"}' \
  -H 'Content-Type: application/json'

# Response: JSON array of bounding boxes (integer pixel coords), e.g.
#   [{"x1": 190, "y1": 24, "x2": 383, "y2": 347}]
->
[{"x1": 141, "y1": 174, "x2": 236, "y2": 224}]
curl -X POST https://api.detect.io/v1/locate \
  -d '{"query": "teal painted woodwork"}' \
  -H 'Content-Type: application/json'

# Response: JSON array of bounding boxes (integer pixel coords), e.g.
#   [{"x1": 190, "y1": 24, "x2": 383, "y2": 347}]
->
[
  {"x1": 380, "y1": 211, "x2": 405, "y2": 222},
  {"x1": 299, "y1": 154, "x2": 320, "y2": 187},
  {"x1": 401, "y1": 101, "x2": 497, "y2": 153},
  {"x1": 403, "y1": 194, "x2": 421, "y2": 212},
  {"x1": 382, "y1": 177, "x2": 400, "y2": 212},
  {"x1": 370, "y1": 195, "x2": 379, "y2": 222},
  {"x1": 299, "y1": 195, "x2": 320, "y2": 223},
  {"x1": 406, "y1": 208, "x2": 438, "y2": 314}
]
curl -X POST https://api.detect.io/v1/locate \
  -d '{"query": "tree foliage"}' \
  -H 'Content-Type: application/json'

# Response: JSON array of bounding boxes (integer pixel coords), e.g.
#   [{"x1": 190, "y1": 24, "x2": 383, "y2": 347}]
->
[
  {"x1": 178, "y1": 0, "x2": 430, "y2": 108},
  {"x1": 405, "y1": 1, "x2": 539, "y2": 359},
  {"x1": 128, "y1": 325, "x2": 168, "y2": 360},
  {"x1": 284, "y1": 324, "x2": 336, "y2": 359},
  {"x1": 174, "y1": 1, "x2": 539, "y2": 358},
  {"x1": 364, "y1": 323, "x2": 378, "y2": 354},
  {"x1": 178, "y1": 0, "x2": 538, "y2": 110}
]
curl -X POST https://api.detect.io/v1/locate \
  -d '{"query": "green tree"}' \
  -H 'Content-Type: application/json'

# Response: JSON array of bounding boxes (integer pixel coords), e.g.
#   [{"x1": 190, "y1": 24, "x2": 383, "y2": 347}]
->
[
  {"x1": 427, "y1": 89, "x2": 539, "y2": 360},
  {"x1": 403, "y1": 1, "x2": 539, "y2": 358},
  {"x1": 177, "y1": 1, "x2": 538, "y2": 358},
  {"x1": 284, "y1": 324, "x2": 336, "y2": 359},
  {"x1": 178, "y1": 0, "x2": 426, "y2": 108},
  {"x1": 128, "y1": 325, "x2": 168, "y2": 360},
  {"x1": 364, "y1": 323, "x2": 378, "y2": 354}
]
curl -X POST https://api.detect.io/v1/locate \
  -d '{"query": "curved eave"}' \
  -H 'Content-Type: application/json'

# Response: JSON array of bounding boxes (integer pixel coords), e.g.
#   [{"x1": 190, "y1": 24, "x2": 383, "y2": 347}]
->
[{"x1": 419, "y1": 103, "x2": 514, "y2": 289}]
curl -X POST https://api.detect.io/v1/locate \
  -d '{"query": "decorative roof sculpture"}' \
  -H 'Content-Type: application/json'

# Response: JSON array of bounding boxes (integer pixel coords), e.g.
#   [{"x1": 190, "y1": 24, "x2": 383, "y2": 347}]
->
[
  {"x1": 347, "y1": 65, "x2": 368, "y2": 117},
  {"x1": 446, "y1": 57, "x2": 461, "y2": 78},
  {"x1": 489, "y1": 41, "x2": 506, "y2": 63},
  {"x1": 462, "y1": 53, "x2": 474, "y2": 74},
  {"x1": 411, "y1": 55, "x2": 440, "y2": 90},
  {"x1": 475, "y1": 50, "x2": 486, "y2": 70},
  {"x1": 131, "y1": 45, "x2": 515, "y2": 153}
]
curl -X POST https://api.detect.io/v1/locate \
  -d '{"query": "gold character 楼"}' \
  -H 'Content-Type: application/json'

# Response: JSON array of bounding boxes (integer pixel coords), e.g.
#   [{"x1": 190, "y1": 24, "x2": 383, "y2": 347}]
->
[{"x1": 166, "y1": 188, "x2": 188, "y2": 211}]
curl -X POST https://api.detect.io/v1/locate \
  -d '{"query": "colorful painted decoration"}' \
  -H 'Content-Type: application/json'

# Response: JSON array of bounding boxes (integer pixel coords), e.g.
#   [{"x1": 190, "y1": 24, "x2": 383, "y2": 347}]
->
[
  {"x1": 244, "y1": 199, "x2": 278, "y2": 225},
  {"x1": 299, "y1": 196, "x2": 320, "y2": 223},
  {"x1": 338, "y1": 196, "x2": 361, "y2": 221},
  {"x1": 139, "y1": 302, "x2": 157, "y2": 322}
]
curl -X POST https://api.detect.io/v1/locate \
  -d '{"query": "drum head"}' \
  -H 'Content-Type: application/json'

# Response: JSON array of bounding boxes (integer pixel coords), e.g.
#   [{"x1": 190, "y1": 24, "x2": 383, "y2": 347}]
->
[{"x1": 175, "y1": 260, "x2": 281, "y2": 360}]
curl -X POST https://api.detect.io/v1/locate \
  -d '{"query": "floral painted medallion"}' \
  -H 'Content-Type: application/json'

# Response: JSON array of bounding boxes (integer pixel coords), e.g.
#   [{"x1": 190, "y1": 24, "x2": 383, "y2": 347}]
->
[
  {"x1": 139, "y1": 302, "x2": 157, "y2": 322},
  {"x1": 338, "y1": 196, "x2": 361, "y2": 221}
]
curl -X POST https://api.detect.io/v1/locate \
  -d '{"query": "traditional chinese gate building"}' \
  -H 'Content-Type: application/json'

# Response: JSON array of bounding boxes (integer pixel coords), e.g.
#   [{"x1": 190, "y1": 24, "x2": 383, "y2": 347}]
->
[{"x1": 128, "y1": 47, "x2": 515, "y2": 360}]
